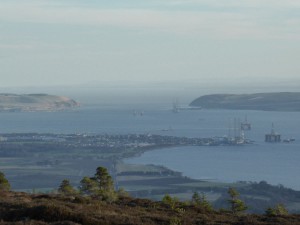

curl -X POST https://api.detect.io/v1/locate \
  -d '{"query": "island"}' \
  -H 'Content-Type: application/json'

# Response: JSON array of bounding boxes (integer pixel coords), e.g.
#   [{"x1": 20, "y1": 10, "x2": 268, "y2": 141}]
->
[
  {"x1": 0, "y1": 93, "x2": 79, "y2": 112},
  {"x1": 189, "y1": 92, "x2": 300, "y2": 111}
]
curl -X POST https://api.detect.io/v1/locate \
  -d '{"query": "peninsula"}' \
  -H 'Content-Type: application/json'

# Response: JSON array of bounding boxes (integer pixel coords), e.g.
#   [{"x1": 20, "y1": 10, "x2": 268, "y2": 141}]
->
[
  {"x1": 190, "y1": 92, "x2": 300, "y2": 111},
  {"x1": 1, "y1": 133, "x2": 299, "y2": 214},
  {"x1": 0, "y1": 94, "x2": 79, "y2": 112}
]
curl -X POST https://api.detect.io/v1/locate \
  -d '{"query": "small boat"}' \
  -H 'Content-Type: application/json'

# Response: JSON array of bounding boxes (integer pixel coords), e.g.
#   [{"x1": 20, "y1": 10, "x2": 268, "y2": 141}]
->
[{"x1": 283, "y1": 138, "x2": 295, "y2": 143}]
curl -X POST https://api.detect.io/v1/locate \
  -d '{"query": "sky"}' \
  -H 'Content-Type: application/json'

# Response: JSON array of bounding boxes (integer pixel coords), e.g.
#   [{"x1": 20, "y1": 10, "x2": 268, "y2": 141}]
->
[{"x1": 0, "y1": 0, "x2": 300, "y2": 96}]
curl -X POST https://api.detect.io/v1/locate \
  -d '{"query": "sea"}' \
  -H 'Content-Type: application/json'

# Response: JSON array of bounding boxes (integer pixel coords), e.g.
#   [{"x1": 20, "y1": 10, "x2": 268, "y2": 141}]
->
[{"x1": 1, "y1": 104, "x2": 300, "y2": 190}]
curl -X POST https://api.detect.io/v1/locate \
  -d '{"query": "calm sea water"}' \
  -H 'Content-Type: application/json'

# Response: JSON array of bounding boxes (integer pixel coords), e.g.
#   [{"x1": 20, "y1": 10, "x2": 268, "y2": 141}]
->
[{"x1": 1, "y1": 105, "x2": 300, "y2": 189}]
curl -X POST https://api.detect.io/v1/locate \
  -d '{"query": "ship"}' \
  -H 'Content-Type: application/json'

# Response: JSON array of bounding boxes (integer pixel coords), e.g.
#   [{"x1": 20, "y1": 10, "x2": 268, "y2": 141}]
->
[
  {"x1": 133, "y1": 110, "x2": 144, "y2": 116},
  {"x1": 172, "y1": 99, "x2": 180, "y2": 113},
  {"x1": 283, "y1": 138, "x2": 295, "y2": 143}
]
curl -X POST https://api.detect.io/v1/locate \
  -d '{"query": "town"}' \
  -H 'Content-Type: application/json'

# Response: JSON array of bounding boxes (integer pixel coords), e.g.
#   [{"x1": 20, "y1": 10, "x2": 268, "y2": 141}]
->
[{"x1": 0, "y1": 132, "x2": 251, "y2": 158}]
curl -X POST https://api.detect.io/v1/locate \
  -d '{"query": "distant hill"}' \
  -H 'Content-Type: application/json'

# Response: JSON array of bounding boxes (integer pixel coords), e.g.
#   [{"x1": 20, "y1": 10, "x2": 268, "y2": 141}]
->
[
  {"x1": 0, "y1": 94, "x2": 79, "y2": 112},
  {"x1": 190, "y1": 92, "x2": 300, "y2": 111}
]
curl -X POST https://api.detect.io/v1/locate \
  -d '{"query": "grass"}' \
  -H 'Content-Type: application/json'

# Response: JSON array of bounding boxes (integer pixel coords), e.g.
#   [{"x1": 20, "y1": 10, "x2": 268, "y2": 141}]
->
[
  {"x1": 150, "y1": 192, "x2": 222, "y2": 202},
  {"x1": 123, "y1": 185, "x2": 171, "y2": 191},
  {"x1": 174, "y1": 181, "x2": 229, "y2": 188}
]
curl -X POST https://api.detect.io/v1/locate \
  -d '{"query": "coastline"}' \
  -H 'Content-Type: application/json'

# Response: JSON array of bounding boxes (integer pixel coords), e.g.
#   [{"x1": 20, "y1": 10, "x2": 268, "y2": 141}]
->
[{"x1": 0, "y1": 132, "x2": 300, "y2": 213}]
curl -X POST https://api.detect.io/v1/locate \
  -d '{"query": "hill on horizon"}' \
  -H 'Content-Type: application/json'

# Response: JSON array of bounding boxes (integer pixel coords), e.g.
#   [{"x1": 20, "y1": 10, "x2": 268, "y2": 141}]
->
[
  {"x1": 190, "y1": 92, "x2": 300, "y2": 111},
  {"x1": 0, "y1": 93, "x2": 79, "y2": 112}
]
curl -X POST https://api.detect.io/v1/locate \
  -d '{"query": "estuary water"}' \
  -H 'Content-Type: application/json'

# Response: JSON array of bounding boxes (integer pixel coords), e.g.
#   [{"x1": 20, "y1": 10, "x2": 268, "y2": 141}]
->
[{"x1": 1, "y1": 105, "x2": 300, "y2": 190}]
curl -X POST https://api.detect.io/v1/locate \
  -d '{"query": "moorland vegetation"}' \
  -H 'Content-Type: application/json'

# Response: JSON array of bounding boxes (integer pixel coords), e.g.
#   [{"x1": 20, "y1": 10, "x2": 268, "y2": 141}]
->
[{"x1": 1, "y1": 168, "x2": 300, "y2": 225}]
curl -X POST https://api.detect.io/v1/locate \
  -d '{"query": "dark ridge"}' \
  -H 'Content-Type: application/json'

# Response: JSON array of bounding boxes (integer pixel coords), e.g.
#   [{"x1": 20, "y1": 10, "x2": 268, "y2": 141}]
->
[{"x1": 190, "y1": 92, "x2": 300, "y2": 111}]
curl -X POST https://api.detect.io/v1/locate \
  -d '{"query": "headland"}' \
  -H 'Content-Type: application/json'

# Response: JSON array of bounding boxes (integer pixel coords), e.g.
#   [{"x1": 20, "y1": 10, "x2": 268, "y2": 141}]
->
[
  {"x1": 0, "y1": 94, "x2": 79, "y2": 112},
  {"x1": 190, "y1": 92, "x2": 300, "y2": 111}
]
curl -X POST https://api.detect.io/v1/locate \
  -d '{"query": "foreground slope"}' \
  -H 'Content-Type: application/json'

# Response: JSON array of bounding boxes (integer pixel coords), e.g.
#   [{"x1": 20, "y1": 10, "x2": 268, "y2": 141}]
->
[
  {"x1": 0, "y1": 191, "x2": 300, "y2": 225},
  {"x1": 190, "y1": 92, "x2": 300, "y2": 111},
  {"x1": 0, "y1": 94, "x2": 79, "y2": 112}
]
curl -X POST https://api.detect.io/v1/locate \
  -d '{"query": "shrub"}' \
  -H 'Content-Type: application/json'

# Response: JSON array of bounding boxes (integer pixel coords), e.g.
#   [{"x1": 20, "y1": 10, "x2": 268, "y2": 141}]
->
[
  {"x1": 265, "y1": 204, "x2": 288, "y2": 216},
  {"x1": 0, "y1": 171, "x2": 10, "y2": 191},
  {"x1": 162, "y1": 194, "x2": 179, "y2": 210}
]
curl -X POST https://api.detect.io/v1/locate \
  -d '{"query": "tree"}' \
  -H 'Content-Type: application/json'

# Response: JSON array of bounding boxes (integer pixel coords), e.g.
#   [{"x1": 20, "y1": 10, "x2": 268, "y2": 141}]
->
[
  {"x1": 79, "y1": 176, "x2": 98, "y2": 195},
  {"x1": 94, "y1": 167, "x2": 117, "y2": 202},
  {"x1": 0, "y1": 171, "x2": 10, "y2": 191},
  {"x1": 227, "y1": 187, "x2": 247, "y2": 214},
  {"x1": 94, "y1": 167, "x2": 114, "y2": 192},
  {"x1": 58, "y1": 179, "x2": 77, "y2": 195},
  {"x1": 191, "y1": 192, "x2": 213, "y2": 211},
  {"x1": 192, "y1": 192, "x2": 201, "y2": 205},
  {"x1": 79, "y1": 167, "x2": 117, "y2": 202}
]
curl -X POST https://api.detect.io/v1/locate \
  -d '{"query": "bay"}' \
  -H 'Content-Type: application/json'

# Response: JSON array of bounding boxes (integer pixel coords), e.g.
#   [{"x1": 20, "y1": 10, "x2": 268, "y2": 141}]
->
[
  {"x1": 125, "y1": 144, "x2": 300, "y2": 190},
  {"x1": 1, "y1": 105, "x2": 300, "y2": 189}
]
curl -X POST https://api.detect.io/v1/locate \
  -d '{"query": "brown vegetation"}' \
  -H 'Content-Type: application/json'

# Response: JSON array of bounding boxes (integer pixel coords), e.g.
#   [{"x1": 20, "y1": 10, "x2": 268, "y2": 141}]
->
[{"x1": 0, "y1": 191, "x2": 300, "y2": 225}]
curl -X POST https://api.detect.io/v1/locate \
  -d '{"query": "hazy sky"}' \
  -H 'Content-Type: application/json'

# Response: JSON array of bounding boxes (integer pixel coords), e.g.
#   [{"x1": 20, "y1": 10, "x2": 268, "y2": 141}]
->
[{"x1": 1, "y1": 0, "x2": 300, "y2": 88}]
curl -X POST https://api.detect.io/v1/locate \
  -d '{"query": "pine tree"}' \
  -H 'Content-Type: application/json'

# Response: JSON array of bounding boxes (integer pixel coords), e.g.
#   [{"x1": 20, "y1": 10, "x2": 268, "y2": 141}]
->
[
  {"x1": 227, "y1": 187, "x2": 247, "y2": 214},
  {"x1": 200, "y1": 193, "x2": 213, "y2": 211},
  {"x1": 79, "y1": 176, "x2": 98, "y2": 195},
  {"x1": 94, "y1": 166, "x2": 114, "y2": 192},
  {"x1": 192, "y1": 192, "x2": 201, "y2": 205},
  {"x1": 58, "y1": 179, "x2": 77, "y2": 195},
  {"x1": 191, "y1": 192, "x2": 213, "y2": 211},
  {"x1": 94, "y1": 167, "x2": 116, "y2": 202},
  {"x1": 79, "y1": 167, "x2": 117, "y2": 202}
]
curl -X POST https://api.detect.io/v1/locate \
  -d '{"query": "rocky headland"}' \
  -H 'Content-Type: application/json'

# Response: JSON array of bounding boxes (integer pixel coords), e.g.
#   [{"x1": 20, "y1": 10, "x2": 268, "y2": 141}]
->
[{"x1": 0, "y1": 94, "x2": 79, "y2": 112}]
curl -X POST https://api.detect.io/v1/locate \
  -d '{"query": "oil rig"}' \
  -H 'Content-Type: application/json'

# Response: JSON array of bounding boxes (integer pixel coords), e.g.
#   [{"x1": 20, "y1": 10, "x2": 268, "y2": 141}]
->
[
  {"x1": 241, "y1": 116, "x2": 251, "y2": 131},
  {"x1": 223, "y1": 118, "x2": 248, "y2": 145},
  {"x1": 265, "y1": 123, "x2": 281, "y2": 142}
]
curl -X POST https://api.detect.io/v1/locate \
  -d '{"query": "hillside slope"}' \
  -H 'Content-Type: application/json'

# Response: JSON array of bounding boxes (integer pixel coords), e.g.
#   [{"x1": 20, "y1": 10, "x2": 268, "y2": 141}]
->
[
  {"x1": 0, "y1": 94, "x2": 79, "y2": 112},
  {"x1": 190, "y1": 92, "x2": 300, "y2": 111},
  {"x1": 0, "y1": 191, "x2": 300, "y2": 225}
]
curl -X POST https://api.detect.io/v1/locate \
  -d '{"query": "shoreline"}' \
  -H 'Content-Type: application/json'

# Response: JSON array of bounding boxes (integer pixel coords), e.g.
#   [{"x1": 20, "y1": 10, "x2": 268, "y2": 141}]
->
[
  {"x1": 0, "y1": 132, "x2": 300, "y2": 213},
  {"x1": 120, "y1": 144, "x2": 300, "y2": 192}
]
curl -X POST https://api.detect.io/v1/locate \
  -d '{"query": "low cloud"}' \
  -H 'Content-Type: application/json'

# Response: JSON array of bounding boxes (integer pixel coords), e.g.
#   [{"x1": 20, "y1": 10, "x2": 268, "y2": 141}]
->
[
  {"x1": 165, "y1": 0, "x2": 300, "y2": 8},
  {"x1": 0, "y1": 44, "x2": 32, "y2": 49},
  {"x1": 0, "y1": 0, "x2": 299, "y2": 40}
]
